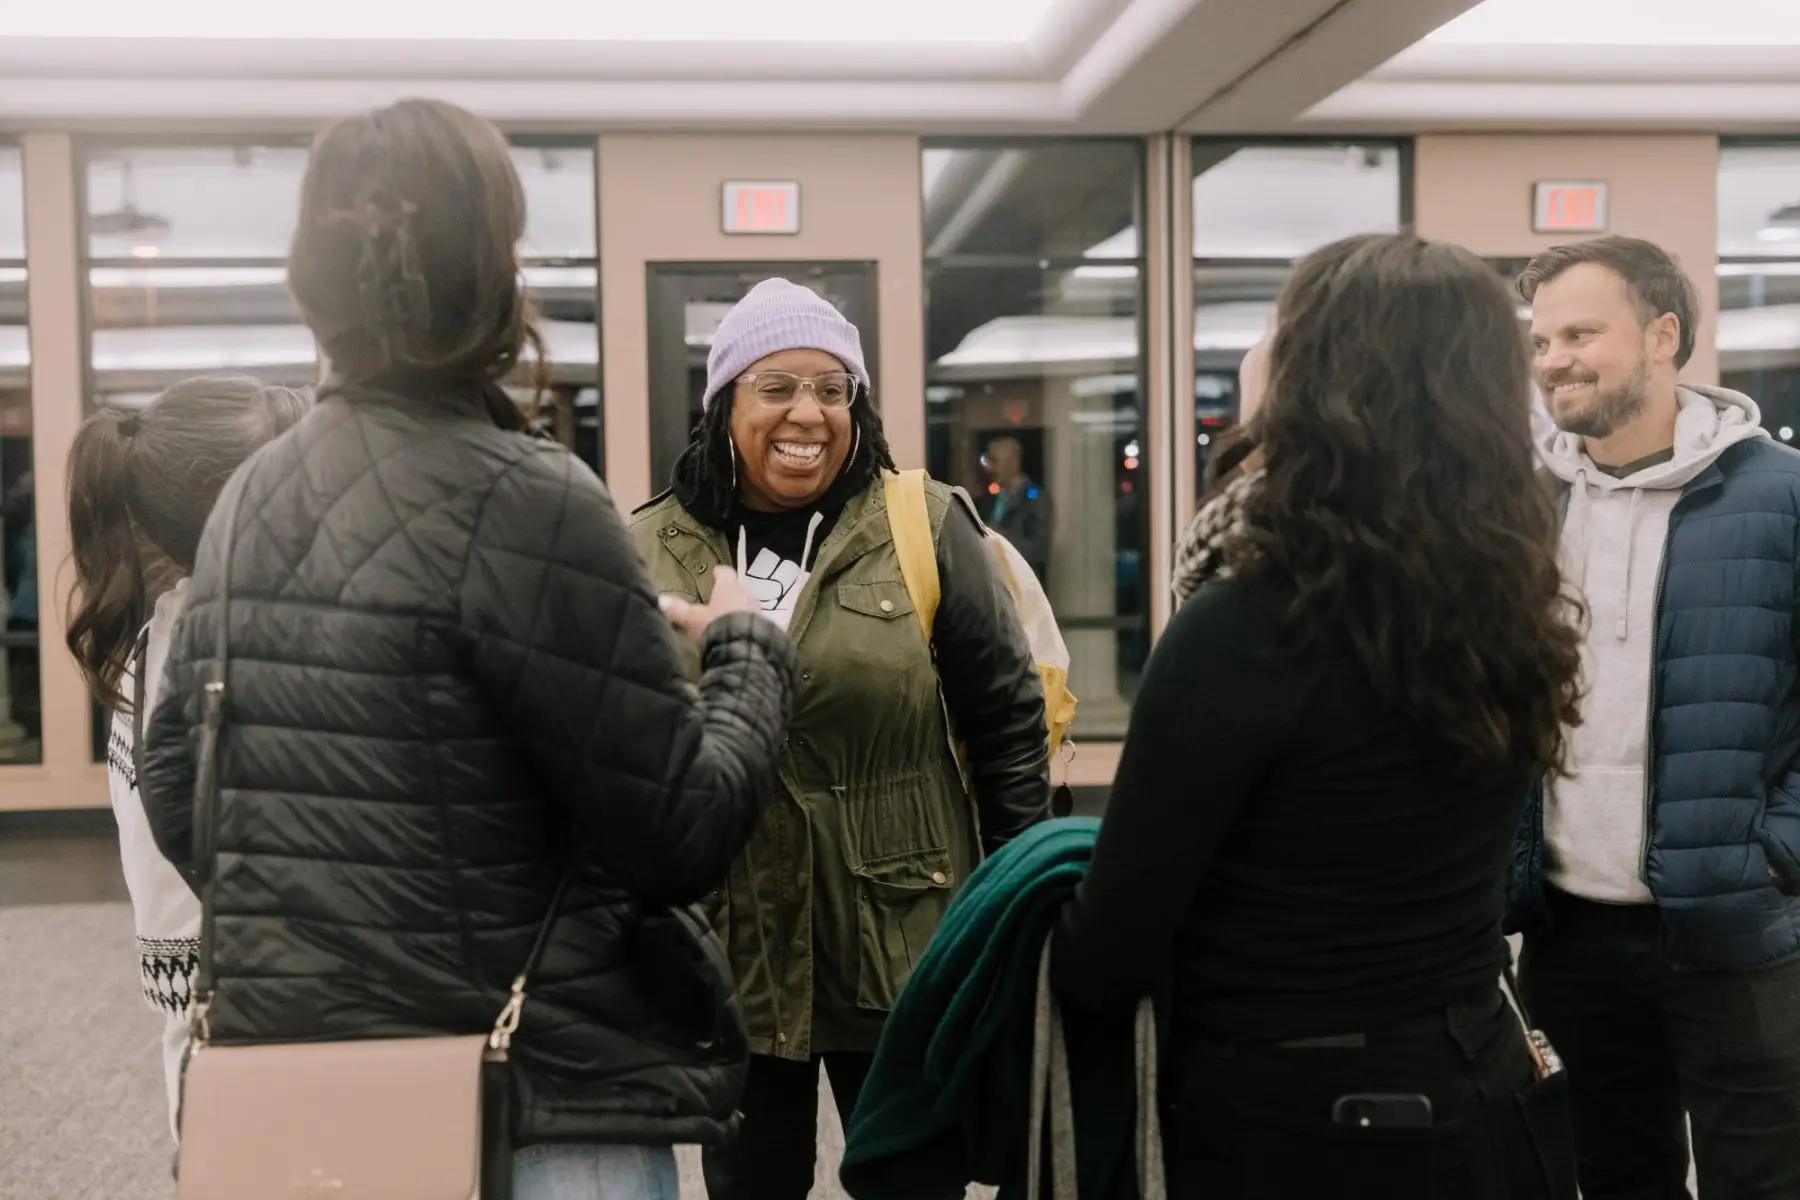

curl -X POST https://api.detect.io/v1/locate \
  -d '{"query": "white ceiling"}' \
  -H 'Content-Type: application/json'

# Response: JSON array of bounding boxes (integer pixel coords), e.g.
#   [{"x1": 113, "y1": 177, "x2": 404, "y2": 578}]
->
[
  {"x1": 1426, "y1": 0, "x2": 1799, "y2": 45},
  {"x1": 4, "y1": 0, "x2": 1062, "y2": 43},
  {"x1": 0, "y1": 0, "x2": 1480, "y2": 133},
  {"x1": 1308, "y1": 0, "x2": 1800, "y2": 129}
]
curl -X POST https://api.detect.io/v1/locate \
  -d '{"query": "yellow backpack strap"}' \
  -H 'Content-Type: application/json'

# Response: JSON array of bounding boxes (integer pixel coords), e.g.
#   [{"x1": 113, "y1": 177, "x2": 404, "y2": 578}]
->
[{"x1": 884, "y1": 469, "x2": 940, "y2": 640}]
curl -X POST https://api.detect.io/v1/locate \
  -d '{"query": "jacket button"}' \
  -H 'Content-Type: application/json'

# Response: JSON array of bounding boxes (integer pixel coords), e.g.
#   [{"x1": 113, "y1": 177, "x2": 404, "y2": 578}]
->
[
  {"x1": 801, "y1": 670, "x2": 811, "y2": 682},
  {"x1": 879, "y1": 599, "x2": 895, "y2": 613},
  {"x1": 931, "y1": 871, "x2": 948, "y2": 885},
  {"x1": 776, "y1": 1033, "x2": 787, "y2": 1045},
  {"x1": 665, "y1": 527, "x2": 678, "y2": 538}
]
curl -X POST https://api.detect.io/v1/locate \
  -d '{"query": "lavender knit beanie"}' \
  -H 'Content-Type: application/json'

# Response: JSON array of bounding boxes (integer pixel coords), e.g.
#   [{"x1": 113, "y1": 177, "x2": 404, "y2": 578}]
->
[{"x1": 703, "y1": 278, "x2": 870, "y2": 410}]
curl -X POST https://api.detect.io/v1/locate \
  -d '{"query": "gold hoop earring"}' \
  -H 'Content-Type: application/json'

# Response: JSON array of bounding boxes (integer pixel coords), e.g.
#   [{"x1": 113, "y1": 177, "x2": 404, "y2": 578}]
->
[
  {"x1": 850, "y1": 423, "x2": 862, "y2": 468},
  {"x1": 727, "y1": 435, "x2": 739, "y2": 494}
]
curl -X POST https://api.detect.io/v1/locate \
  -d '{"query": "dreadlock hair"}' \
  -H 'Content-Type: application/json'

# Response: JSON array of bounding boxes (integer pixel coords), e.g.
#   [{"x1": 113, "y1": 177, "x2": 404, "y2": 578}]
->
[{"x1": 688, "y1": 381, "x2": 896, "y2": 517}]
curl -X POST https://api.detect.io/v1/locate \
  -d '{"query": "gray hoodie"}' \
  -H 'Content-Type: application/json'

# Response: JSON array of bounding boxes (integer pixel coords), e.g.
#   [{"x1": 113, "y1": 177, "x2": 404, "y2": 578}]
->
[{"x1": 1536, "y1": 386, "x2": 1770, "y2": 904}]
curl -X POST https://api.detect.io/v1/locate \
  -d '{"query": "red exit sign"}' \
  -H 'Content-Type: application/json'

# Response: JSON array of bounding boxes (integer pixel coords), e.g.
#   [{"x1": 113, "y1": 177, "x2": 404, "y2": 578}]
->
[
  {"x1": 722, "y1": 181, "x2": 801, "y2": 235},
  {"x1": 1533, "y1": 181, "x2": 1609, "y2": 234}
]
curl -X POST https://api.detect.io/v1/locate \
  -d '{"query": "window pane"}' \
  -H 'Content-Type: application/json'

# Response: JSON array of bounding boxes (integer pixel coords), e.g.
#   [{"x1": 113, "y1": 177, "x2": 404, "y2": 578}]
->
[
  {"x1": 513, "y1": 145, "x2": 597, "y2": 261},
  {"x1": 1193, "y1": 142, "x2": 1402, "y2": 260},
  {"x1": 926, "y1": 262, "x2": 1147, "y2": 739},
  {"x1": 85, "y1": 145, "x2": 309, "y2": 261},
  {"x1": 923, "y1": 143, "x2": 1142, "y2": 260},
  {"x1": 1192, "y1": 142, "x2": 1404, "y2": 497},
  {"x1": 1720, "y1": 144, "x2": 1800, "y2": 260},
  {"x1": 87, "y1": 267, "x2": 316, "y2": 410},
  {"x1": 1717, "y1": 262, "x2": 1800, "y2": 445},
  {"x1": 82, "y1": 149, "x2": 317, "y2": 410},
  {"x1": 1719, "y1": 145, "x2": 1800, "y2": 445},
  {"x1": 0, "y1": 145, "x2": 38, "y2": 763},
  {"x1": 0, "y1": 145, "x2": 22, "y2": 260},
  {"x1": 512, "y1": 143, "x2": 602, "y2": 474}
]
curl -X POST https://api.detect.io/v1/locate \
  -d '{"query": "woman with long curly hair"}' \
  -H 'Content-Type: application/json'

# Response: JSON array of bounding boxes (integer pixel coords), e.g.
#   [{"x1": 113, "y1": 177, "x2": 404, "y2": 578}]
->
[{"x1": 1053, "y1": 233, "x2": 1584, "y2": 1198}]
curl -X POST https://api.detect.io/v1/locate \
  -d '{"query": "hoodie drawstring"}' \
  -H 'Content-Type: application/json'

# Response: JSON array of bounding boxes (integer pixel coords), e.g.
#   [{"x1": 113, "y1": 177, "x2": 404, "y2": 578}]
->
[
  {"x1": 1616, "y1": 487, "x2": 1641, "y2": 642},
  {"x1": 736, "y1": 510, "x2": 828, "y2": 594},
  {"x1": 800, "y1": 511, "x2": 824, "y2": 573},
  {"x1": 1565, "y1": 467, "x2": 1594, "y2": 594}
]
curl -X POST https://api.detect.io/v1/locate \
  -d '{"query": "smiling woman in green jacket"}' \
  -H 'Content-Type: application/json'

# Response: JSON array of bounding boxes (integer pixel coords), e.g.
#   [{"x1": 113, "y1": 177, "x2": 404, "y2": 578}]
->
[{"x1": 628, "y1": 278, "x2": 1052, "y2": 1200}]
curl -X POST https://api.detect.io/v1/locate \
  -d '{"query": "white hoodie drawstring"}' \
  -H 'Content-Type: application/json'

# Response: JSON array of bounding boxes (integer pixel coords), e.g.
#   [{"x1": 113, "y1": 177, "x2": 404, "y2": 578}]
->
[
  {"x1": 1616, "y1": 487, "x2": 1641, "y2": 642},
  {"x1": 1565, "y1": 467, "x2": 1594, "y2": 594},
  {"x1": 799, "y1": 511, "x2": 824, "y2": 573}
]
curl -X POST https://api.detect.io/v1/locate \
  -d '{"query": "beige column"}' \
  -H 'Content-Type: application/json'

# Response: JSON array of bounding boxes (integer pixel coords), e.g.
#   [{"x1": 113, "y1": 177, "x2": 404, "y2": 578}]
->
[{"x1": 2, "y1": 133, "x2": 105, "y2": 810}]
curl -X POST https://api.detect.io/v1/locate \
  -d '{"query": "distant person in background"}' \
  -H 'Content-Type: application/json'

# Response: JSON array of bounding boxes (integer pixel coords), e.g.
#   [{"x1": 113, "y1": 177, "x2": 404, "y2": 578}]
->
[
  {"x1": 64, "y1": 375, "x2": 311, "y2": 1139},
  {"x1": 979, "y1": 436, "x2": 1052, "y2": 583}
]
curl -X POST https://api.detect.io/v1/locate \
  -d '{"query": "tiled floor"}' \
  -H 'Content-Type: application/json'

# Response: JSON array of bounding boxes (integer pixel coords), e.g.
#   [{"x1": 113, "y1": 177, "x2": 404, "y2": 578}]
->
[{"x1": 0, "y1": 820, "x2": 992, "y2": 1199}]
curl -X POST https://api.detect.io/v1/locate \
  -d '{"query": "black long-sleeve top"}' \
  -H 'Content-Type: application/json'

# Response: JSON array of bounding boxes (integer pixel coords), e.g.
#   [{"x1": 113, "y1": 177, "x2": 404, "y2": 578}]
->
[{"x1": 1052, "y1": 573, "x2": 1528, "y2": 1043}]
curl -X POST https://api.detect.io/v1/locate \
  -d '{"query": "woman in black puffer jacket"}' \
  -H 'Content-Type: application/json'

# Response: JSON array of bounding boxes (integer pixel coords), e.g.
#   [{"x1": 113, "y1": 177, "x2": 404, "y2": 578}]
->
[{"x1": 139, "y1": 98, "x2": 797, "y2": 1198}]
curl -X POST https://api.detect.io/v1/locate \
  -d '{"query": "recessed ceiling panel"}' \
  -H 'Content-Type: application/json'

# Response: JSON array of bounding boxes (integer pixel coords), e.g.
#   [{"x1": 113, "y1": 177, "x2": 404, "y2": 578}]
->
[
  {"x1": 4, "y1": 0, "x2": 1061, "y2": 43},
  {"x1": 1428, "y1": 0, "x2": 1800, "y2": 46}
]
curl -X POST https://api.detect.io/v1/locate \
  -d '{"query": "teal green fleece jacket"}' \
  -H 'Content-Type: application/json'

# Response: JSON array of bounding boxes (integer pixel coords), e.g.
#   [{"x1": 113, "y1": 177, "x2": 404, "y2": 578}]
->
[{"x1": 839, "y1": 818, "x2": 1159, "y2": 1199}]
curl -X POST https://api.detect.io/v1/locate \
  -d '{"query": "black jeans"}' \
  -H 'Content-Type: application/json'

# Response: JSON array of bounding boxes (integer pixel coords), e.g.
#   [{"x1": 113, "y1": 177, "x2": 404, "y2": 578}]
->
[
  {"x1": 1520, "y1": 888, "x2": 1800, "y2": 1200},
  {"x1": 701, "y1": 1052, "x2": 963, "y2": 1200},
  {"x1": 1169, "y1": 989, "x2": 1575, "y2": 1200}
]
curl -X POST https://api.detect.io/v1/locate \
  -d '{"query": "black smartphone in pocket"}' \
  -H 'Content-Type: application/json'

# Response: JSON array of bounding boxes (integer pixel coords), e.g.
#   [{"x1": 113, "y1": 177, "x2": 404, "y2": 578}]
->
[{"x1": 1332, "y1": 1093, "x2": 1434, "y2": 1129}]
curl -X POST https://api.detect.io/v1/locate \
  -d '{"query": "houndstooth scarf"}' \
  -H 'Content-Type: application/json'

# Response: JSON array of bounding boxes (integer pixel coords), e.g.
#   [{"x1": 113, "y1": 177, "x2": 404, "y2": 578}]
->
[{"x1": 1171, "y1": 467, "x2": 1263, "y2": 608}]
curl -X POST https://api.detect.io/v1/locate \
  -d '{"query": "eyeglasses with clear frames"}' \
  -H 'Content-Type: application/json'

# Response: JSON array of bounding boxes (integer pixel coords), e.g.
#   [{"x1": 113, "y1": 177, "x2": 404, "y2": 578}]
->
[{"x1": 737, "y1": 370, "x2": 858, "y2": 410}]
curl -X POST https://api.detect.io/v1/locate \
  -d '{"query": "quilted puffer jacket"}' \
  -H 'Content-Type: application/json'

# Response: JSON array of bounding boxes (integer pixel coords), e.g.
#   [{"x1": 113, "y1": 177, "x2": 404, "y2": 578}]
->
[
  {"x1": 139, "y1": 384, "x2": 798, "y2": 1147},
  {"x1": 1510, "y1": 438, "x2": 1800, "y2": 970}
]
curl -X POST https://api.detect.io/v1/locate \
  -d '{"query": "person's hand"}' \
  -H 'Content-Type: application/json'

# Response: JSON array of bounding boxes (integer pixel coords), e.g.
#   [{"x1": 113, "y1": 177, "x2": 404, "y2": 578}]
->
[{"x1": 660, "y1": 567, "x2": 760, "y2": 640}]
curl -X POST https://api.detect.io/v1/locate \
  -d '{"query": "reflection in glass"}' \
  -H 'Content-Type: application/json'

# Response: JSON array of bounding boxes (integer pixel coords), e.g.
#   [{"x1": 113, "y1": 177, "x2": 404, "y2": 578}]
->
[
  {"x1": 924, "y1": 135, "x2": 1150, "y2": 740},
  {"x1": 511, "y1": 145, "x2": 600, "y2": 472},
  {"x1": 86, "y1": 145, "x2": 310, "y2": 261},
  {"x1": 923, "y1": 143, "x2": 1142, "y2": 261},
  {"x1": 0, "y1": 146, "x2": 23, "y2": 261},
  {"x1": 1191, "y1": 141, "x2": 1404, "y2": 497},
  {"x1": 1718, "y1": 145, "x2": 1800, "y2": 446},
  {"x1": 76, "y1": 143, "x2": 603, "y2": 472},
  {"x1": 0, "y1": 145, "x2": 37, "y2": 763}
]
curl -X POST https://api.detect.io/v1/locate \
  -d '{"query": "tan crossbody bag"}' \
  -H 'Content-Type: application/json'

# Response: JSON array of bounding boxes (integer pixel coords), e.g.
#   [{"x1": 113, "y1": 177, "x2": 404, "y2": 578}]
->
[{"x1": 173, "y1": 474, "x2": 570, "y2": 1200}]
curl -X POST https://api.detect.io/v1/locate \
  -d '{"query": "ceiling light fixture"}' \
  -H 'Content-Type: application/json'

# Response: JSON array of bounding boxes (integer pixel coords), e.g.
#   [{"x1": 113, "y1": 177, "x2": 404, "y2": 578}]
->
[{"x1": 1758, "y1": 203, "x2": 1800, "y2": 244}]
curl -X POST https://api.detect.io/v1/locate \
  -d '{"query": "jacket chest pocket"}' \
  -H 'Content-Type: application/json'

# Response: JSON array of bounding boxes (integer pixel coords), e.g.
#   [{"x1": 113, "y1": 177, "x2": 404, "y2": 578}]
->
[
  {"x1": 851, "y1": 847, "x2": 954, "y2": 1013},
  {"x1": 835, "y1": 580, "x2": 916, "y2": 623}
]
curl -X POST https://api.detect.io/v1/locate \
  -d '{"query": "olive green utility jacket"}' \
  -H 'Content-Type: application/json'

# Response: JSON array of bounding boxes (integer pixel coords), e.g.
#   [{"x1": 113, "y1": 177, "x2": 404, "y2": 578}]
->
[{"x1": 629, "y1": 474, "x2": 1050, "y2": 1059}]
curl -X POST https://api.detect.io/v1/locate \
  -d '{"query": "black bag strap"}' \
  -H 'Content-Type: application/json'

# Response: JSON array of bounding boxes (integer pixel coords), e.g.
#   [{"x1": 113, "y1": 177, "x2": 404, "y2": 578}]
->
[
  {"x1": 130, "y1": 624, "x2": 151, "y2": 791},
  {"x1": 186, "y1": 475, "x2": 572, "y2": 1046}
]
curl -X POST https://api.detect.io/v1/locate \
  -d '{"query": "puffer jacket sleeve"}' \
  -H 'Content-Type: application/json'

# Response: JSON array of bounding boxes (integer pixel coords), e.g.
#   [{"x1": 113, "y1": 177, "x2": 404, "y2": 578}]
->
[
  {"x1": 464, "y1": 446, "x2": 798, "y2": 906},
  {"x1": 141, "y1": 618, "x2": 203, "y2": 890},
  {"x1": 932, "y1": 496, "x2": 1051, "y2": 853}
]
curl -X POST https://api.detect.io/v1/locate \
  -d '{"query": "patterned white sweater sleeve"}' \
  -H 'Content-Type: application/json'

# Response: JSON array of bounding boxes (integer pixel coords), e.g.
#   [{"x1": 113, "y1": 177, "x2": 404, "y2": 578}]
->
[{"x1": 104, "y1": 579, "x2": 200, "y2": 1138}]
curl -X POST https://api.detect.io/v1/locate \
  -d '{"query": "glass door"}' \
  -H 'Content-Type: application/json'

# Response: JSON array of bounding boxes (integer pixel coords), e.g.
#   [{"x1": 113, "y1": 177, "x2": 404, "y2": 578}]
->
[{"x1": 645, "y1": 261, "x2": 879, "y2": 493}]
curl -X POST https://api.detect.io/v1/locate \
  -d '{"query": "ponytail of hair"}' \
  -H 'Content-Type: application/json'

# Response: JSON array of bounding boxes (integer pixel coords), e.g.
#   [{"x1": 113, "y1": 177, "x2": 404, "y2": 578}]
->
[{"x1": 65, "y1": 410, "x2": 148, "y2": 714}]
